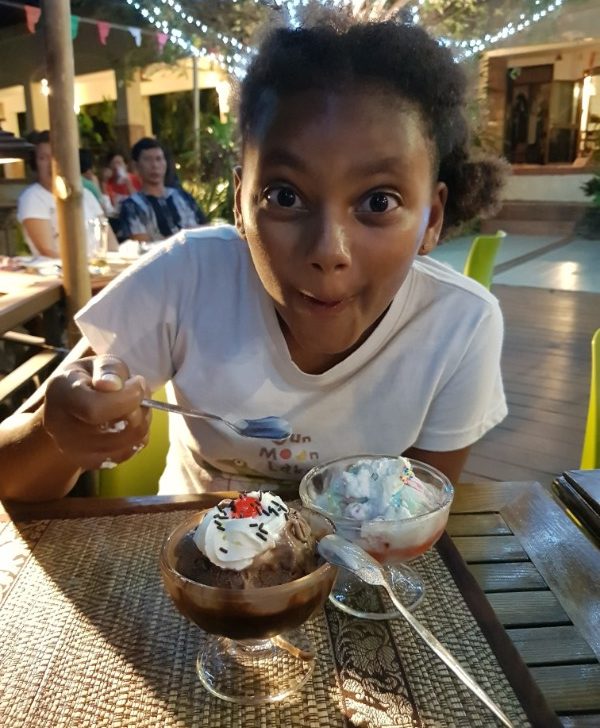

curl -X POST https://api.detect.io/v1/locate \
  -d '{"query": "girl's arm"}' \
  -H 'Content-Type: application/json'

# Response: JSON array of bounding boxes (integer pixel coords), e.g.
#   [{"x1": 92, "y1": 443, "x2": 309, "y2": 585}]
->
[
  {"x1": 403, "y1": 446, "x2": 471, "y2": 486},
  {"x1": 0, "y1": 342, "x2": 150, "y2": 503}
]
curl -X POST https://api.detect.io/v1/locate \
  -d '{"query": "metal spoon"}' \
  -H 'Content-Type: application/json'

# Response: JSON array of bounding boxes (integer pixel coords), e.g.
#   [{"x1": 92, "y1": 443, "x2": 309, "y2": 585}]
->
[
  {"x1": 317, "y1": 534, "x2": 514, "y2": 728},
  {"x1": 141, "y1": 398, "x2": 292, "y2": 440}
]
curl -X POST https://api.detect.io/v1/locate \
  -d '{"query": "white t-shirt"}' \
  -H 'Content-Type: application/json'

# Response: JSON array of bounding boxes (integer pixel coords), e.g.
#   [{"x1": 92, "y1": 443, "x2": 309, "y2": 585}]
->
[
  {"x1": 17, "y1": 182, "x2": 104, "y2": 256},
  {"x1": 75, "y1": 225, "x2": 507, "y2": 495}
]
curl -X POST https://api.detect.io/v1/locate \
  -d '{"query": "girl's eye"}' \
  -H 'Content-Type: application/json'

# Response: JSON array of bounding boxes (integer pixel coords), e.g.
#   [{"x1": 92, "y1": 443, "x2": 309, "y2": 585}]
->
[
  {"x1": 264, "y1": 186, "x2": 304, "y2": 209},
  {"x1": 357, "y1": 191, "x2": 401, "y2": 214}
]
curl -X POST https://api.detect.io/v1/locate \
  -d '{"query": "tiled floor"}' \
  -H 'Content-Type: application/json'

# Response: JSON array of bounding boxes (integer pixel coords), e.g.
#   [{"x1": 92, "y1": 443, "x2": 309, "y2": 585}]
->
[
  {"x1": 493, "y1": 237, "x2": 600, "y2": 292},
  {"x1": 431, "y1": 232, "x2": 600, "y2": 294}
]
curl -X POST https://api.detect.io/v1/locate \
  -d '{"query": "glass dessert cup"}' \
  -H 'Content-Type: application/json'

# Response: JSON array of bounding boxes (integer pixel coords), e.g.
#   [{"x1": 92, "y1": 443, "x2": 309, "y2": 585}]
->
[
  {"x1": 160, "y1": 507, "x2": 337, "y2": 704},
  {"x1": 299, "y1": 456, "x2": 454, "y2": 620}
]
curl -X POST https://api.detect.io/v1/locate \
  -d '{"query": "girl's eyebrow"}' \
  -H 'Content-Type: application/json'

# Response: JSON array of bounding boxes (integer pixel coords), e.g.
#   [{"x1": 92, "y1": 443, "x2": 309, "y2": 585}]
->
[
  {"x1": 261, "y1": 148, "x2": 307, "y2": 171},
  {"x1": 262, "y1": 149, "x2": 404, "y2": 177}
]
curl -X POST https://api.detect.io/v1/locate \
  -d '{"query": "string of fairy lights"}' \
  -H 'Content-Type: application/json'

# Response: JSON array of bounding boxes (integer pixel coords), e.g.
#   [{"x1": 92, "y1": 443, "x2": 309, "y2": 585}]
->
[{"x1": 122, "y1": 0, "x2": 567, "y2": 75}]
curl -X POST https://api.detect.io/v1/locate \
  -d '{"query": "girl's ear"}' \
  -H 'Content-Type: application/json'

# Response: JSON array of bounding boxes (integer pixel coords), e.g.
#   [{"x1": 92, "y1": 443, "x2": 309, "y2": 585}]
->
[
  {"x1": 233, "y1": 166, "x2": 246, "y2": 239},
  {"x1": 418, "y1": 182, "x2": 447, "y2": 256}
]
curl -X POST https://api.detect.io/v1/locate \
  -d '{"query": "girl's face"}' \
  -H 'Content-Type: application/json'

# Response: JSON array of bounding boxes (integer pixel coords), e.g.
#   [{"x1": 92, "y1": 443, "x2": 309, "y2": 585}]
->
[{"x1": 235, "y1": 90, "x2": 447, "y2": 374}]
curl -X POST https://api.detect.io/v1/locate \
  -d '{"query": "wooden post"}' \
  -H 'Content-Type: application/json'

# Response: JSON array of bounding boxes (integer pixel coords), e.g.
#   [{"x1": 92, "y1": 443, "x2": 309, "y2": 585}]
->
[{"x1": 43, "y1": 0, "x2": 91, "y2": 347}]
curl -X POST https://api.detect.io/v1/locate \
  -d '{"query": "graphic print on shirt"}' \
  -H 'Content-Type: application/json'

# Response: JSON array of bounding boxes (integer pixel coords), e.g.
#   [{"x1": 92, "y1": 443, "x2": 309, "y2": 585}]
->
[
  {"x1": 258, "y1": 431, "x2": 320, "y2": 478},
  {"x1": 204, "y1": 431, "x2": 320, "y2": 481}
]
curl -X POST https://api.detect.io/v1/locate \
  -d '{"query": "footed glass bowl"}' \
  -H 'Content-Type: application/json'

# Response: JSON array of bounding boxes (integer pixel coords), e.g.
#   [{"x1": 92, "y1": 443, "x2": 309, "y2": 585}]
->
[
  {"x1": 160, "y1": 506, "x2": 337, "y2": 704},
  {"x1": 299, "y1": 456, "x2": 453, "y2": 619}
]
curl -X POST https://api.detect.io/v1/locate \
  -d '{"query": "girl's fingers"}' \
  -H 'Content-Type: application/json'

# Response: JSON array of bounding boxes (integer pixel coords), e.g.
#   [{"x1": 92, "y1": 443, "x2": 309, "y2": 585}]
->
[{"x1": 91, "y1": 355, "x2": 131, "y2": 392}]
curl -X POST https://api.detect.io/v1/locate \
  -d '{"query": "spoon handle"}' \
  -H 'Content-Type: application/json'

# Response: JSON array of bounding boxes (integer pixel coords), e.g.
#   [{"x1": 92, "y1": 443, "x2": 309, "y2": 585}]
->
[
  {"x1": 384, "y1": 584, "x2": 514, "y2": 727},
  {"x1": 141, "y1": 398, "x2": 221, "y2": 423}
]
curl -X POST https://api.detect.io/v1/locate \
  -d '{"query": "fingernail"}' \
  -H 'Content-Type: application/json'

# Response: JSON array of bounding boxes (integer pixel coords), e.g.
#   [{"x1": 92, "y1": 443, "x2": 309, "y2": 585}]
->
[{"x1": 100, "y1": 373, "x2": 122, "y2": 388}]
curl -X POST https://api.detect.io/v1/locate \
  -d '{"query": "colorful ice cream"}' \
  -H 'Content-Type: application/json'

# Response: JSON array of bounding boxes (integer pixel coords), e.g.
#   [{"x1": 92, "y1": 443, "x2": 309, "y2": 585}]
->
[
  {"x1": 313, "y1": 456, "x2": 438, "y2": 521},
  {"x1": 303, "y1": 456, "x2": 451, "y2": 562},
  {"x1": 175, "y1": 491, "x2": 319, "y2": 588}
]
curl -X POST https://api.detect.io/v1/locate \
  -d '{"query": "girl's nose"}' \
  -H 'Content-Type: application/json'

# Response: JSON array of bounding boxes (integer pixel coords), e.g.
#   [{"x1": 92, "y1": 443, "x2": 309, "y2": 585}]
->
[{"x1": 307, "y1": 214, "x2": 352, "y2": 273}]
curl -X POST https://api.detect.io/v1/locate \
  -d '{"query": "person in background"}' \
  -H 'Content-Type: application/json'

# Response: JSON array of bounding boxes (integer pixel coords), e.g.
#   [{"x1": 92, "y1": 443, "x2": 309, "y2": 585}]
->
[
  {"x1": 17, "y1": 131, "x2": 117, "y2": 258},
  {"x1": 118, "y1": 137, "x2": 206, "y2": 243},
  {"x1": 102, "y1": 151, "x2": 141, "y2": 212},
  {"x1": 79, "y1": 148, "x2": 113, "y2": 216}
]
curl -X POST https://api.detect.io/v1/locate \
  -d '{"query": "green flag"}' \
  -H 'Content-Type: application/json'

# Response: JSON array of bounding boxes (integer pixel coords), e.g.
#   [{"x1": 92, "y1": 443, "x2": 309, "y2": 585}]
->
[{"x1": 71, "y1": 16, "x2": 80, "y2": 40}]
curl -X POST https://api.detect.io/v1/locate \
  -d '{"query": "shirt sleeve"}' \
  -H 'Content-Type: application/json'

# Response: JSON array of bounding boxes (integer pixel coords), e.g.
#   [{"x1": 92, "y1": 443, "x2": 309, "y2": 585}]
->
[
  {"x1": 74, "y1": 238, "x2": 186, "y2": 391},
  {"x1": 177, "y1": 188, "x2": 206, "y2": 226},
  {"x1": 119, "y1": 197, "x2": 147, "y2": 239},
  {"x1": 412, "y1": 299, "x2": 508, "y2": 452},
  {"x1": 17, "y1": 187, "x2": 50, "y2": 223},
  {"x1": 83, "y1": 188, "x2": 104, "y2": 219}
]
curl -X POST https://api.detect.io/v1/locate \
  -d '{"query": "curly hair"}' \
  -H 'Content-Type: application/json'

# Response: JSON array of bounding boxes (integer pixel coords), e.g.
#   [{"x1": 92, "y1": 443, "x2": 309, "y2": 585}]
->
[{"x1": 239, "y1": 20, "x2": 506, "y2": 236}]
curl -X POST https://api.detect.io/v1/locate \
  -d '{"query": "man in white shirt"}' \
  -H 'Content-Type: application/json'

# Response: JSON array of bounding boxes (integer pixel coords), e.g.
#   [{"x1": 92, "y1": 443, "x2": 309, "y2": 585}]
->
[{"x1": 17, "y1": 131, "x2": 117, "y2": 257}]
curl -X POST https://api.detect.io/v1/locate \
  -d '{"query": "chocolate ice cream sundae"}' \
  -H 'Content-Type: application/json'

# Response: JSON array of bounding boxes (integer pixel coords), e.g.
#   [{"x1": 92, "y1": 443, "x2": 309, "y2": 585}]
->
[
  {"x1": 175, "y1": 491, "x2": 319, "y2": 588},
  {"x1": 160, "y1": 492, "x2": 336, "y2": 640}
]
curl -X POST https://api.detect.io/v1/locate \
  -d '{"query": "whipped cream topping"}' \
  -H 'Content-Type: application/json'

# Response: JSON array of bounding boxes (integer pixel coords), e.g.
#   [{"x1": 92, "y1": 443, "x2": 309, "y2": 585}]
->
[
  {"x1": 315, "y1": 456, "x2": 438, "y2": 521},
  {"x1": 193, "y1": 491, "x2": 289, "y2": 571}
]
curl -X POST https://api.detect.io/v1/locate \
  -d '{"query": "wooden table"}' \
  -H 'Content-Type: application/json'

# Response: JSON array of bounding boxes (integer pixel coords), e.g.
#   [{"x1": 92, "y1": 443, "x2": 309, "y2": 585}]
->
[
  {"x1": 0, "y1": 270, "x2": 63, "y2": 337},
  {"x1": 0, "y1": 264, "x2": 129, "y2": 404},
  {"x1": 1, "y1": 480, "x2": 599, "y2": 726},
  {"x1": 448, "y1": 481, "x2": 600, "y2": 727}
]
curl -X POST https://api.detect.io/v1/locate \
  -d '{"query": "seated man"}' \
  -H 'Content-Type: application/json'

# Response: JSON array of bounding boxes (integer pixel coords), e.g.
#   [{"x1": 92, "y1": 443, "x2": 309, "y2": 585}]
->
[{"x1": 118, "y1": 137, "x2": 206, "y2": 242}]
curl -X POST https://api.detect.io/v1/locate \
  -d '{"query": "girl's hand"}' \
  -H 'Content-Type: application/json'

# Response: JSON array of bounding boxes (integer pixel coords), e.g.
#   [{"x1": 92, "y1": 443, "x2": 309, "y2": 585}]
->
[{"x1": 43, "y1": 354, "x2": 151, "y2": 471}]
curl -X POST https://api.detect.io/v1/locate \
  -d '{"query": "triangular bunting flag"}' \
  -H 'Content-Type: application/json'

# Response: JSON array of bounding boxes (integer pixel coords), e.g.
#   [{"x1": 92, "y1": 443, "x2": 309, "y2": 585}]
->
[
  {"x1": 97, "y1": 20, "x2": 111, "y2": 45},
  {"x1": 157, "y1": 32, "x2": 168, "y2": 53},
  {"x1": 24, "y1": 5, "x2": 41, "y2": 34},
  {"x1": 128, "y1": 27, "x2": 142, "y2": 47},
  {"x1": 71, "y1": 16, "x2": 80, "y2": 40}
]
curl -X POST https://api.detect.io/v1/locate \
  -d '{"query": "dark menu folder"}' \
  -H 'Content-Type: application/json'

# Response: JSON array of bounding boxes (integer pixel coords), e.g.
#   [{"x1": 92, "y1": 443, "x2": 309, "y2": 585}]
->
[{"x1": 553, "y1": 469, "x2": 600, "y2": 542}]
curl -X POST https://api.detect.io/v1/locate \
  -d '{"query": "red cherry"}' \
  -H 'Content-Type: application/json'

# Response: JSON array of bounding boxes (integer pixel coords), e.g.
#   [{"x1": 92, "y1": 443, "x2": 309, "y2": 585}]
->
[{"x1": 230, "y1": 495, "x2": 262, "y2": 519}]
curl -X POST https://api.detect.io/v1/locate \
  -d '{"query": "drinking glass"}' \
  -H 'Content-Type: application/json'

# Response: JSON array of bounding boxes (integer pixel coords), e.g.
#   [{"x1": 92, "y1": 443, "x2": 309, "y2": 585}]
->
[{"x1": 87, "y1": 217, "x2": 110, "y2": 274}]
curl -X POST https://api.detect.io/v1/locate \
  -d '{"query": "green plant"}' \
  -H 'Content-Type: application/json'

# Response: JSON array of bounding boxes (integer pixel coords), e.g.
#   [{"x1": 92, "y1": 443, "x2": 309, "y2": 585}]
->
[
  {"x1": 78, "y1": 99, "x2": 117, "y2": 154},
  {"x1": 581, "y1": 174, "x2": 600, "y2": 207},
  {"x1": 151, "y1": 90, "x2": 238, "y2": 222}
]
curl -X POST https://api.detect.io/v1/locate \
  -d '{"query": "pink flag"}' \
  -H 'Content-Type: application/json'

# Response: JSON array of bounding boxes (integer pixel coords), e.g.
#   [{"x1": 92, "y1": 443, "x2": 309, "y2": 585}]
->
[
  {"x1": 97, "y1": 20, "x2": 111, "y2": 46},
  {"x1": 156, "y1": 32, "x2": 168, "y2": 53},
  {"x1": 24, "y1": 5, "x2": 41, "y2": 34}
]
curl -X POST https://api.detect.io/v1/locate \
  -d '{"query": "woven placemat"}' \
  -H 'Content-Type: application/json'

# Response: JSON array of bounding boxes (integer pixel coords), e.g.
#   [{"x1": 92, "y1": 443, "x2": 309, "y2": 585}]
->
[{"x1": 0, "y1": 512, "x2": 531, "y2": 727}]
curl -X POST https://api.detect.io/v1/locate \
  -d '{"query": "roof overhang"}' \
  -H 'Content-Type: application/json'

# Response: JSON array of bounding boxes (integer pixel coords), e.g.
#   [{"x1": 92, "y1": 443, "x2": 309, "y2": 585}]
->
[{"x1": 484, "y1": 37, "x2": 600, "y2": 59}]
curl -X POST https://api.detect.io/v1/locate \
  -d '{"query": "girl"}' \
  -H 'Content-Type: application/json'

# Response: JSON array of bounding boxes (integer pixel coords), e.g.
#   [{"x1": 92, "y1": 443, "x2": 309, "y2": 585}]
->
[{"x1": 0, "y1": 18, "x2": 507, "y2": 501}]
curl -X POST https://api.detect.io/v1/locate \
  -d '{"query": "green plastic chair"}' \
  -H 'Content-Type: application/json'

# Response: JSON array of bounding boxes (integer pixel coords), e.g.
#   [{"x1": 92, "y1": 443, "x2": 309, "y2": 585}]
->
[
  {"x1": 581, "y1": 329, "x2": 600, "y2": 469},
  {"x1": 463, "y1": 230, "x2": 506, "y2": 289},
  {"x1": 97, "y1": 386, "x2": 169, "y2": 497}
]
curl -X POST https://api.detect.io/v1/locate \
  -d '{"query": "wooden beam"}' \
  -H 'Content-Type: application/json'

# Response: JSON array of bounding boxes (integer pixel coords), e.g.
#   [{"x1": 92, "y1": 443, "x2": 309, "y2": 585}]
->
[
  {"x1": 0, "y1": 350, "x2": 60, "y2": 401},
  {"x1": 42, "y1": 0, "x2": 91, "y2": 346}
]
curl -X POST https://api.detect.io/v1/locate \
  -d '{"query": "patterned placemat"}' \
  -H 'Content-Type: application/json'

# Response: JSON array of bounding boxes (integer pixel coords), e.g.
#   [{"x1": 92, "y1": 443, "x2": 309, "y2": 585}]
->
[{"x1": 0, "y1": 511, "x2": 533, "y2": 727}]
